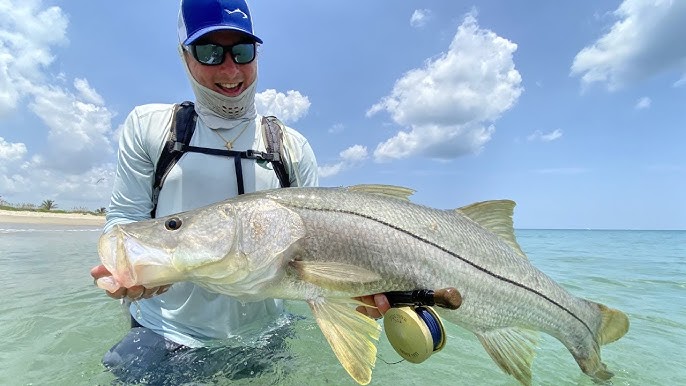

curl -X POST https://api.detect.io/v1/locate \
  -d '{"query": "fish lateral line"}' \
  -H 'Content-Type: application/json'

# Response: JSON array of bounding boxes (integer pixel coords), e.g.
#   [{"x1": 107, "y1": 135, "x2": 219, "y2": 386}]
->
[{"x1": 287, "y1": 203, "x2": 597, "y2": 341}]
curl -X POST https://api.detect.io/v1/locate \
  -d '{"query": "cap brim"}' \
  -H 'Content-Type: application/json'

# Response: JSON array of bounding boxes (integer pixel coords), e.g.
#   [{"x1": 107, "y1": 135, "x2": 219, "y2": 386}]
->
[{"x1": 183, "y1": 26, "x2": 263, "y2": 45}]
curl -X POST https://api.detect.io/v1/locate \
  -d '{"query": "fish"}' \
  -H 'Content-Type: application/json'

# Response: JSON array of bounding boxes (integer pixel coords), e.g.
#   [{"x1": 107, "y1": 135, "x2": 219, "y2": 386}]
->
[{"x1": 96, "y1": 184, "x2": 629, "y2": 385}]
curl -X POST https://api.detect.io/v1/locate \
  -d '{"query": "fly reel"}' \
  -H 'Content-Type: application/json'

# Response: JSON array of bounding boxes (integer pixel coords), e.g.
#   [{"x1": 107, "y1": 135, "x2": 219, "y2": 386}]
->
[{"x1": 383, "y1": 288, "x2": 461, "y2": 363}]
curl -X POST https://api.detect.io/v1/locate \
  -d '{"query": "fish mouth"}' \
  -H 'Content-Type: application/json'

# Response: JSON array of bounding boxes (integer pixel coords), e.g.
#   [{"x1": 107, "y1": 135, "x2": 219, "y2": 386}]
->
[
  {"x1": 98, "y1": 226, "x2": 173, "y2": 289},
  {"x1": 98, "y1": 227, "x2": 136, "y2": 288}
]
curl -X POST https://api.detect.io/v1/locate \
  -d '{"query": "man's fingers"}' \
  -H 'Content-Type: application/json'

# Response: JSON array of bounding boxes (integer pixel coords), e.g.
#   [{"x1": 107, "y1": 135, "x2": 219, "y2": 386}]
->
[
  {"x1": 92, "y1": 264, "x2": 170, "y2": 300},
  {"x1": 354, "y1": 295, "x2": 385, "y2": 319},
  {"x1": 106, "y1": 287, "x2": 127, "y2": 300},
  {"x1": 125, "y1": 286, "x2": 145, "y2": 300},
  {"x1": 373, "y1": 293, "x2": 390, "y2": 315},
  {"x1": 129, "y1": 285, "x2": 171, "y2": 300},
  {"x1": 90, "y1": 265, "x2": 111, "y2": 280},
  {"x1": 141, "y1": 287, "x2": 158, "y2": 299}
]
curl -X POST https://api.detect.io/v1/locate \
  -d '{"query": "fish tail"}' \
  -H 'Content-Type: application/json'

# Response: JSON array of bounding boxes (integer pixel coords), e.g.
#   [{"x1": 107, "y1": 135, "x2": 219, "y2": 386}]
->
[
  {"x1": 575, "y1": 301, "x2": 630, "y2": 381},
  {"x1": 596, "y1": 303, "x2": 630, "y2": 345}
]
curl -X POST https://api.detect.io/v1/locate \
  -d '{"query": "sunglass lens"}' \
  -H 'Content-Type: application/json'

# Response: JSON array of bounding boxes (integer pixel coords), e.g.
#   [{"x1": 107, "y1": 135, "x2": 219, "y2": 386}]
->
[
  {"x1": 194, "y1": 44, "x2": 224, "y2": 65},
  {"x1": 231, "y1": 43, "x2": 255, "y2": 64}
]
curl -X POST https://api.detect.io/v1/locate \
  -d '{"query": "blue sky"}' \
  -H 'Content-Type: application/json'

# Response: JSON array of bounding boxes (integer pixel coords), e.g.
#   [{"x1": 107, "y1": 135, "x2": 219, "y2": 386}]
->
[{"x1": 0, "y1": 0, "x2": 684, "y2": 230}]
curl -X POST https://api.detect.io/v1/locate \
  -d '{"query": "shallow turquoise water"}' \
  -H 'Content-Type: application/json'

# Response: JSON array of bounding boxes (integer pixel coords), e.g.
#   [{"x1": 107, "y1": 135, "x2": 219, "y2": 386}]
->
[{"x1": 0, "y1": 225, "x2": 684, "y2": 385}]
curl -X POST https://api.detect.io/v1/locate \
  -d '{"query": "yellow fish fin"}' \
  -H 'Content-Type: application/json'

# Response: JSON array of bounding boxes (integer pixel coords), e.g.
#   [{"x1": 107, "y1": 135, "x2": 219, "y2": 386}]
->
[
  {"x1": 291, "y1": 261, "x2": 382, "y2": 290},
  {"x1": 476, "y1": 327, "x2": 539, "y2": 386},
  {"x1": 348, "y1": 184, "x2": 415, "y2": 201},
  {"x1": 597, "y1": 303, "x2": 630, "y2": 345},
  {"x1": 563, "y1": 302, "x2": 627, "y2": 382},
  {"x1": 456, "y1": 200, "x2": 527, "y2": 258},
  {"x1": 308, "y1": 297, "x2": 381, "y2": 385}
]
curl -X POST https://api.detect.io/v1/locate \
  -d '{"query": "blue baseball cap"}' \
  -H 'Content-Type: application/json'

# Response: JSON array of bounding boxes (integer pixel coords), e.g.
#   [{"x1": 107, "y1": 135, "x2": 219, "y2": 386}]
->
[{"x1": 178, "y1": 0, "x2": 263, "y2": 45}]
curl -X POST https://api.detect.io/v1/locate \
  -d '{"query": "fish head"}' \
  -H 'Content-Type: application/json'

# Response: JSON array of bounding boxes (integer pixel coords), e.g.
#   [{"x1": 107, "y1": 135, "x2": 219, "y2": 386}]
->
[{"x1": 98, "y1": 198, "x2": 306, "y2": 296}]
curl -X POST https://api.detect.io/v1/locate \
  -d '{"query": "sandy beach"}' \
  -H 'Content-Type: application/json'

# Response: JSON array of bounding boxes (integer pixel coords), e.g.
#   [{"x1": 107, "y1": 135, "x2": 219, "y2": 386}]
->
[{"x1": 0, "y1": 209, "x2": 105, "y2": 226}]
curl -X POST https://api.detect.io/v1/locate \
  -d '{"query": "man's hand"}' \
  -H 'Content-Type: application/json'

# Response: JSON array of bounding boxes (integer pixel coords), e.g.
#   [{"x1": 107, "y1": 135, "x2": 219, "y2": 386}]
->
[
  {"x1": 90, "y1": 265, "x2": 170, "y2": 300},
  {"x1": 354, "y1": 293, "x2": 391, "y2": 320}
]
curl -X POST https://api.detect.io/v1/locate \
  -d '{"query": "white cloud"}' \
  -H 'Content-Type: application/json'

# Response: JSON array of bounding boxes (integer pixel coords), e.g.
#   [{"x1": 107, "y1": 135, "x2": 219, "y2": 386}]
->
[
  {"x1": 527, "y1": 129, "x2": 563, "y2": 142},
  {"x1": 0, "y1": 161, "x2": 116, "y2": 209},
  {"x1": 0, "y1": 0, "x2": 116, "y2": 208},
  {"x1": 0, "y1": 137, "x2": 27, "y2": 161},
  {"x1": 571, "y1": 0, "x2": 686, "y2": 90},
  {"x1": 74, "y1": 78, "x2": 104, "y2": 105},
  {"x1": 0, "y1": 0, "x2": 69, "y2": 115},
  {"x1": 328, "y1": 123, "x2": 344, "y2": 134},
  {"x1": 635, "y1": 96, "x2": 651, "y2": 109},
  {"x1": 28, "y1": 83, "x2": 115, "y2": 174},
  {"x1": 368, "y1": 13, "x2": 522, "y2": 161},
  {"x1": 340, "y1": 145, "x2": 368, "y2": 162},
  {"x1": 318, "y1": 145, "x2": 368, "y2": 178},
  {"x1": 318, "y1": 163, "x2": 343, "y2": 179},
  {"x1": 410, "y1": 9, "x2": 431, "y2": 28},
  {"x1": 255, "y1": 89, "x2": 310, "y2": 123}
]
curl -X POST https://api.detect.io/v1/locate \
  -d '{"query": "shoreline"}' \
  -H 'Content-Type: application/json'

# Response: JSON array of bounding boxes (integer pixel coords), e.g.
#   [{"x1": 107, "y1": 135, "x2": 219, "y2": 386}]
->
[{"x1": 0, "y1": 209, "x2": 105, "y2": 226}]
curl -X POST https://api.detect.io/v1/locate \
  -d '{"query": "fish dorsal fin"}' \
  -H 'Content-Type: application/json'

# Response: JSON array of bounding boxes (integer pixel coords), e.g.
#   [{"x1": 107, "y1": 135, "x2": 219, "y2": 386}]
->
[
  {"x1": 348, "y1": 184, "x2": 414, "y2": 201},
  {"x1": 291, "y1": 261, "x2": 382, "y2": 291},
  {"x1": 476, "y1": 327, "x2": 539, "y2": 386},
  {"x1": 456, "y1": 200, "x2": 527, "y2": 258},
  {"x1": 308, "y1": 297, "x2": 381, "y2": 385}
]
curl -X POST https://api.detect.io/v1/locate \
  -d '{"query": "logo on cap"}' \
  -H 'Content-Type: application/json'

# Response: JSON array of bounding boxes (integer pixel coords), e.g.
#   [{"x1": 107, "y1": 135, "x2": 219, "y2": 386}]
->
[{"x1": 225, "y1": 8, "x2": 248, "y2": 19}]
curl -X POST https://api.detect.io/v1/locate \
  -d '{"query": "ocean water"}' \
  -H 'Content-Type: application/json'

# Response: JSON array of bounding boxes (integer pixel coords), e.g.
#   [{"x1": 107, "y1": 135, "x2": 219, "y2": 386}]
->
[{"x1": 0, "y1": 224, "x2": 684, "y2": 386}]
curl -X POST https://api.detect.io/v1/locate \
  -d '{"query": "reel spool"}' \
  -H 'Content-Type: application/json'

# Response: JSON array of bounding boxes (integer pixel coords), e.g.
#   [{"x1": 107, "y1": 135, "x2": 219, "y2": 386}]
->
[
  {"x1": 384, "y1": 305, "x2": 446, "y2": 363},
  {"x1": 382, "y1": 288, "x2": 460, "y2": 363}
]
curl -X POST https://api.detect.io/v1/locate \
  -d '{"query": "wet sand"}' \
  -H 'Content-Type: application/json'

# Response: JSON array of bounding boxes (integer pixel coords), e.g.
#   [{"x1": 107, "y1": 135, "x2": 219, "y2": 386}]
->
[{"x1": 0, "y1": 209, "x2": 105, "y2": 226}]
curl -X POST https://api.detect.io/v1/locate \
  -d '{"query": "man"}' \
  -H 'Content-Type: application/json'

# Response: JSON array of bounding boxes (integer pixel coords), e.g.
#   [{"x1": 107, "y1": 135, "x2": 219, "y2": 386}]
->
[{"x1": 90, "y1": 0, "x2": 388, "y2": 382}]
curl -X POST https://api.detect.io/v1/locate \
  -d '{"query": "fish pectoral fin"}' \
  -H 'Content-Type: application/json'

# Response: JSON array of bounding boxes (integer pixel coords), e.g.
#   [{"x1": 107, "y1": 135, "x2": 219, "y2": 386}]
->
[
  {"x1": 476, "y1": 327, "x2": 539, "y2": 386},
  {"x1": 456, "y1": 200, "x2": 528, "y2": 259},
  {"x1": 291, "y1": 261, "x2": 382, "y2": 289},
  {"x1": 348, "y1": 184, "x2": 415, "y2": 201},
  {"x1": 308, "y1": 298, "x2": 381, "y2": 385}
]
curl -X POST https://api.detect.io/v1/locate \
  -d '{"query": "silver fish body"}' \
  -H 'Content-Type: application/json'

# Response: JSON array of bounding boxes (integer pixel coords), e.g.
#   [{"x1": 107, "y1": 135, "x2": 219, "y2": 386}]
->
[{"x1": 98, "y1": 185, "x2": 629, "y2": 385}]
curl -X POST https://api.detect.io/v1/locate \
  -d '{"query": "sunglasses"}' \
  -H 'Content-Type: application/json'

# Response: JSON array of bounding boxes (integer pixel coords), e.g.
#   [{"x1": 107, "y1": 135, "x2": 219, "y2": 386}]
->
[{"x1": 186, "y1": 42, "x2": 256, "y2": 66}]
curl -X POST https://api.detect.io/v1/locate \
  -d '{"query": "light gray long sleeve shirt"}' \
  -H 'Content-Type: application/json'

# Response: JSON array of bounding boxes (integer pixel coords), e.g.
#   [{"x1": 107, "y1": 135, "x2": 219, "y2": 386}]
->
[{"x1": 105, "y1": 103, "x2": 318, "y2": 347}]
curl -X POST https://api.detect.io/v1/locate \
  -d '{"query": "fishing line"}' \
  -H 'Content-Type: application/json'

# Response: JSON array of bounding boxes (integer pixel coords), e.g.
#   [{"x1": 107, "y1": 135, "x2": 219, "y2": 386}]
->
[
  {"x1": 376, "y1": 355, "x2": 405, "y2": 365},
  {"x1": 417, "y1": 307, "x2": 442, "y2": 350}
]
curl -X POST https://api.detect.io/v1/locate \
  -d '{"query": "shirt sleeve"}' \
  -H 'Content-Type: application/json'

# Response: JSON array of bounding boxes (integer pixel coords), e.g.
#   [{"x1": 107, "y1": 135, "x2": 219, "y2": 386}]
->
[
  {"x1": 282, "y1": 126, "x2": 319, "y2": 188},
  {"x1": 294, "y1": 138, "x2": 319, "y2": 188},
  {"x1": 104, "y1": 108, "x2": 157, "y2": 233}
]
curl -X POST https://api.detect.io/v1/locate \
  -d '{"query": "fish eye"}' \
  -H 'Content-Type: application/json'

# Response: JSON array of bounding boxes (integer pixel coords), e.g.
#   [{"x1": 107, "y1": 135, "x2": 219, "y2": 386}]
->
[{"x1": 165, "y1": 217, "x2": 182, "y2": 231}]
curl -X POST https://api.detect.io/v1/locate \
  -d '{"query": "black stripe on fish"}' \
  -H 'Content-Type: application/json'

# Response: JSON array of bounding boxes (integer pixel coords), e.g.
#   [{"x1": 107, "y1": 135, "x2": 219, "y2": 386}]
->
[{"x1": 298, "y1": 205, "x2": 598, "y2": 343}]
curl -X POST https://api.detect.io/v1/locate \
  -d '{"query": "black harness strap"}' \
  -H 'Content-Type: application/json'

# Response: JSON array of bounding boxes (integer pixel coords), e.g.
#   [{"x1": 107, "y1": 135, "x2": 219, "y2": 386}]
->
[
  {"x1": 262, "y1": 116, "x2": 291, "y2": 188},
  {"x1": 170, "y1": 145, "x2": 277, "y2": 196},
  {"x1": 181, "y1": 145, "x2": 276, "y2": 160},
  {"x1": 151, "y1": 101, "x2": 291, "y2": 218},
  {"x1": 234, "y1": 157, "x2": 244, "y2": 195},
  {"x1": 151, "y1": 102, "x2": 196, "y2": 217}
]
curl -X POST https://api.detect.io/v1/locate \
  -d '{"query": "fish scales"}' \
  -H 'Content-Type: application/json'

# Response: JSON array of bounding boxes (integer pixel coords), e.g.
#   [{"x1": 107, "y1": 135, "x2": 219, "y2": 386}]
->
[
  {"x1": 97, "y1": 185, "x2": 629, "y2": 385},
  {"x1": 266, "y1": 188, "x2": 599, "y2": 334}
]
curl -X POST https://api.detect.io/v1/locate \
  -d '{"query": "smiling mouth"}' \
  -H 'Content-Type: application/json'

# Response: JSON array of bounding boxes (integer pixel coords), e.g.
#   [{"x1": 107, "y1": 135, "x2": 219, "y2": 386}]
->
[{"x1": 217, "y1": 82, "x2": 242, "y2": 95}]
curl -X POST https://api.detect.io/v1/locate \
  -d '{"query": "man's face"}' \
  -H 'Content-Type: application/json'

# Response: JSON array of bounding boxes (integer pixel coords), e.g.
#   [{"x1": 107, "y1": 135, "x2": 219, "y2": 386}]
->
[{"x1": 184, "y1": 30, "x2": 257, "y2": 97}]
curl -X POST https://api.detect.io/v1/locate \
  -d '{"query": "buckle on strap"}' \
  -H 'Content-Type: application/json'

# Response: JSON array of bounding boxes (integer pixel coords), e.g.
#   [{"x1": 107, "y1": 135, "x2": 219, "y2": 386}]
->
[
  {"x1": 172, "y1": 141, "x2": 185, "y2": 152},
  {"x1": 244, "y1": 150, "x2": 280, "y2": 162}
]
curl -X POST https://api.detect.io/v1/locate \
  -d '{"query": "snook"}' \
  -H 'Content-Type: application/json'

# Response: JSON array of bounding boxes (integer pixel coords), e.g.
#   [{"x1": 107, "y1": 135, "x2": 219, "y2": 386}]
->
[{"x1": 97, "y1": 185, "x2": 629, "y2": 385}]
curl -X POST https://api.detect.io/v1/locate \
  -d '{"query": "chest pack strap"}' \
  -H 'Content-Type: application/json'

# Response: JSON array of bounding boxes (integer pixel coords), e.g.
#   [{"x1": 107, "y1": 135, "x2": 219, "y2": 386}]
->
[
  {"x1": 262, "y1": 116, "x2": 290, "y2": 192},
  {"x1": 150, "y1": 101, "x2": 290, "y2": 218}
]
